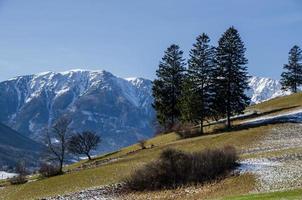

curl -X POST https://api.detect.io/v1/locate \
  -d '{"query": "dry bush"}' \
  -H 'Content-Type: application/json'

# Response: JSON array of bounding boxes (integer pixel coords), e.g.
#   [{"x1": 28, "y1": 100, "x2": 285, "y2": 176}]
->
[
  {"x1": 138, "y1": 140, "x2": 147, "y2": 149},
  {"x1": 125, "y1": 146, "x2": 238, "y2": 191},
  {"x1": 39, "y1": 163, "x2": 61, "y2": 178},
  {"x1": 175, "y1": 122, "x2": 200, "y2": 138},
  {"x1": 9, "y1": 160, "x2": 28, "y2": 185},
  {"x1": 9, "y1": 175, "x2": 28, "y2": 185}
]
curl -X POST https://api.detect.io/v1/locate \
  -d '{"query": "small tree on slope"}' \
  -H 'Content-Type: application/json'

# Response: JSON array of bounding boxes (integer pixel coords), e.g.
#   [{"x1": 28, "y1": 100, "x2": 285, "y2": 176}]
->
[
  {"x1": 68, "y1": 131, "x2": 101, "y2": 160},
  {"x1": 152, "y1": 44, "x2": 186, "y2": 130},
  {"x1": 213, "y1": 26, "x2": 250, "y2": 129},
  {"x1": 281, "y1": 45, "x2": 302, "y2": 93}
]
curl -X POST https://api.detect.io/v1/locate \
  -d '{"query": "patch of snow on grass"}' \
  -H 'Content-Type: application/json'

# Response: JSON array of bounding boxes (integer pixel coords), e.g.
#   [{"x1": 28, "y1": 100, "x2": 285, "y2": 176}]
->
[
  {"x1": 244, "y1": 108, "x2": 302, "y2": 125},
  {"x1": 239, "y1": 124, "x2": 302, "y2": 192},
  {"x1": 0, "y1": 171, "x2": 17, "y2": 180}
]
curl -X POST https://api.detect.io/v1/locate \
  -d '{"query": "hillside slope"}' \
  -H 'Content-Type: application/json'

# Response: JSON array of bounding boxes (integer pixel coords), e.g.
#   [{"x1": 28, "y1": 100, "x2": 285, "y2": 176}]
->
[
  {"x1": 1, "y1": 92, "x2": 302, "y2": 200},
  {"x1": 0, "y1": 123, "x2": 43, "y2": 167}
]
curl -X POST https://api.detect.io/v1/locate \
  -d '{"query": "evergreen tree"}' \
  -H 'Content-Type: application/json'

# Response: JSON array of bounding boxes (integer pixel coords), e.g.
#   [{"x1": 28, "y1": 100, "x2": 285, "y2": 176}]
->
[
  {"x1": 214, "y1": 27, "x2": 250, "y2": 129},
  {"x1": 181, "y1": 33, "x2": 215, "y2": 134},
  {"x1": 152, "y1": 44, "x2": 186, "y2": 129},
  {"x1": 280, "y1": 45, "x2": 302, "y2": 93}
]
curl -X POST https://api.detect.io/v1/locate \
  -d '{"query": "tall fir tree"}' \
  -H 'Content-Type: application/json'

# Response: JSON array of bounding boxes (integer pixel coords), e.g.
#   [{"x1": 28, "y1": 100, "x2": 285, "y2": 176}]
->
[
  {"x1": 280, "y1": 45, "x2": 302, "y2": 93},
  {"x1": 152, "y1": 44, "x2": 186, "y2": 129},
  {"x1": 181, "y1": 33, "x2": 215, "y2": 134},
  {"x1": 214, "y1": 27, "x2": 250, "y2": 129}
]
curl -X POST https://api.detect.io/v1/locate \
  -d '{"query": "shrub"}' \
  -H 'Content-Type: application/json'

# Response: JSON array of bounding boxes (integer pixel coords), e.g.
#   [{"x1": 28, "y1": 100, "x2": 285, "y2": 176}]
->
[
  {"x1": 39, "y1": 163, "x2": 61, "y2": 177},
  {"x1": 125, "y1": 146, "x2": 238, "y2": 191},
  {"x1": 9, "y1": 175, "x2": 27, "y2": 185},
  {"x1": 138, "y1": 140, "x2": 147, "y2": 149},
  {"x1": 9, "y1": 160, "x2": 28, "y2": 185},
  {"x1": 170, "y1": 122, "x2": 202, "y2": 138}
]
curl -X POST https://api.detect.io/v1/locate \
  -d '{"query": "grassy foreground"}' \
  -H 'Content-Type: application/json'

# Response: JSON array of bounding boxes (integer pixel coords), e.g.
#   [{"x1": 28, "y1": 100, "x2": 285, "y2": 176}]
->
[
  {"x1": 225, "y1": 189, "x2": 302, "y2": 200},
  {"x1": 0, "y1": 124, "x2": 270, "y2": 200}
]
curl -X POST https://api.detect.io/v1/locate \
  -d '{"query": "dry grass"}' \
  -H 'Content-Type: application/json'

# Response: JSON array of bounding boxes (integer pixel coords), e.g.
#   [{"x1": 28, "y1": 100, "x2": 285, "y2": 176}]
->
[
  {"x1": 121, "y1": 173, "x2": 255, "y2": 200},
  {"x1": 248, "y1": 92, "x2": 302, "y2": 113},
  {"x1": 0, "y1": 124, "x2": 273, "y2": 200}
]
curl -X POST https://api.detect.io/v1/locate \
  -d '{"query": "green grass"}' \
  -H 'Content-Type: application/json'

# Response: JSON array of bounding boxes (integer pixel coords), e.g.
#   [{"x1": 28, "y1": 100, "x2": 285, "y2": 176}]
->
[
  {"x1": 225, "y1": 189, "x2": 302, "y2": 200},
  {"x1": 249, "y1": 92, "x2": 302, "y2": 113}
]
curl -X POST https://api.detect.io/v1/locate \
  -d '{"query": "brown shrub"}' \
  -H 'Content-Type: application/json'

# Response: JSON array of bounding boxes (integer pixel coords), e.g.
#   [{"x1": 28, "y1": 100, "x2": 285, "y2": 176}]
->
[
  {"x1": 138, "y1": 140, "x2": 147, "y2": 149},
  {"x1": 125, "y1": 146, "x2": 238, "y2": 191},
  {"x1": 9, "y1": 175, "x2": 27, "y2": 185},
  {"x1": 171, "y1": 122, "x2": 201, "y2": 138},
  {"x1": 39, "y1": 163, "x2": 62, "y2": 178},
  {"x1": 9, "y1": 160, "x2": 28, "y2": 185}
]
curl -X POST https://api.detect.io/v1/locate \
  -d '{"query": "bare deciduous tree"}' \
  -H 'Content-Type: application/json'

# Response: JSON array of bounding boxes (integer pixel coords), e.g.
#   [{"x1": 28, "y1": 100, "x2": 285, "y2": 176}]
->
[
  {"x1": 45, "y1": 116, "x2": 72, "y2": 173},
  {"x1": 67, "y1": 131, "x2": 101, "y2": 160}
]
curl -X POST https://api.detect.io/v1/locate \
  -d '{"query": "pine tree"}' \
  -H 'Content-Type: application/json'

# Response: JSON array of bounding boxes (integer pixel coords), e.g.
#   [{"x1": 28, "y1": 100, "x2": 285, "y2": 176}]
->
[
  {"x1": 152, "y1": 44, "x2": 186, "y2": 129},
  {"x1": 280, "y1": 45, "x2": 302, "y2": 93},
  {"x1": 181, "y1": 33, "x2": 215, "y2": 134},
  {"x1": 214, "y1": 27, "x2": 250, "y2": 129}
]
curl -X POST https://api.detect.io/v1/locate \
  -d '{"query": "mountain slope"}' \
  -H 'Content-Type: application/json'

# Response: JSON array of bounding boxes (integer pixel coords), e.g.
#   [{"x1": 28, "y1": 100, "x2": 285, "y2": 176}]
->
[
  {"x1": 0, "y1": 69, "x2": 154, "y2": 152},
  {"x1": 0, "y1": 122, "x2": 42, "y2": 167}
]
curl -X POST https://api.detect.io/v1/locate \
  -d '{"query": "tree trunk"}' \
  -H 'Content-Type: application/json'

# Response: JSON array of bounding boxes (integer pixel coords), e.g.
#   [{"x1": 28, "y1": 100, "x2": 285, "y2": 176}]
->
[
  {"x1": 294, "y1": 83, "x2": 297, "y2": 93},
  {"x1": 227, "y1": 113, "x2": 231, "y2": 129},
  {"x1": 227, "y1": 68, "x2": 231, "y2": 130},
  {"x1": 87, "y1": 154, "x2": 92, "y2": 160},
  {"x1": 200, "y1": 120, "x2": 203, "y2": 135},
  {"x1": 59, "y1": 160, "x2": 63, "y2": 174}
]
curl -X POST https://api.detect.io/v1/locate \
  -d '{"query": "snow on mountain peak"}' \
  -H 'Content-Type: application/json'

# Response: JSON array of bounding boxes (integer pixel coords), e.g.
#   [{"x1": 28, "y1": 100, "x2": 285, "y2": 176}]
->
[{"x1": 247, "y1": 76, "x2": 291, "y2": 104}]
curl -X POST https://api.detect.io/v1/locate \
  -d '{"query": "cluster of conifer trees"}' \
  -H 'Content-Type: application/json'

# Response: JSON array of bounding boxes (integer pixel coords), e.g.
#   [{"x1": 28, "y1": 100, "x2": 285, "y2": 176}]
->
[
  {"x1": 152, "y1": 26, "x2": 250, "y2": 134},
  {"x1": 281, "y1": 45, "x2": 302, "y2": 93}
]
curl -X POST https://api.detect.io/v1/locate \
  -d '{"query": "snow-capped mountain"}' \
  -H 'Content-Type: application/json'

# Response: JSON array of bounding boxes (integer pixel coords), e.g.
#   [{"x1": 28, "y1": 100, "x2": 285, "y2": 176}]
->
[
  {"x1": 0, "y1": 69, "x2": 290, "y2": 153},
  {"x1": 247, "y1": 76, "x2": 291, "y2": 104},
  {"x1": 0, "y1": 69, "x2": 154, "y2": 152}
]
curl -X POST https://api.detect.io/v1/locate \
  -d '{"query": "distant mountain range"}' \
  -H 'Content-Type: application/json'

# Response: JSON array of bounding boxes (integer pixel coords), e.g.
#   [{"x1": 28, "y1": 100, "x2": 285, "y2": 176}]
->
[
  {"x1": 0, "y1": 69, "x2": 154, "y2": 154},
  {"x1": 0, "y1": 69, "x2": 291, "y2": 162}
]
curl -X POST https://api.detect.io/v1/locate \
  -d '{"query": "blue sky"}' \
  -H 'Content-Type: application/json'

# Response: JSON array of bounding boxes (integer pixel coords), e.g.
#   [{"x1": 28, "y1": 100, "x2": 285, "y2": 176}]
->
[{"x1": 0, "y1": 0, "x2": 301, "y2": 80}]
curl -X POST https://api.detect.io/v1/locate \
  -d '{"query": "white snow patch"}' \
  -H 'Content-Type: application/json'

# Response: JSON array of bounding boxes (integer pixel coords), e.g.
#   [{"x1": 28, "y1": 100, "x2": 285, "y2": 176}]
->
[
  {"x1": 244, "y1": 108, "x2": 302, "y2": 124},
  {"x1": 0, "y1": 171, "x2": 17, "y2": 180}
]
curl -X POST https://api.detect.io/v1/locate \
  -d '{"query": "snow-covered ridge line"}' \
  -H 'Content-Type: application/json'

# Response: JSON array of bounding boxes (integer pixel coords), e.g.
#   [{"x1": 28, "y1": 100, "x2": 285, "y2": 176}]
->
[{"x1": 4, "y1": 69, "x2": 290, "y2": 106}]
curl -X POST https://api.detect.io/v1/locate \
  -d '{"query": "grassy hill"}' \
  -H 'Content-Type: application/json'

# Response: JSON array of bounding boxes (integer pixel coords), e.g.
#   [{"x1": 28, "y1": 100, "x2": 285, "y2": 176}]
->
[{"x1": 1, "y1": 93, "x2": 302, "y2": 200}]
